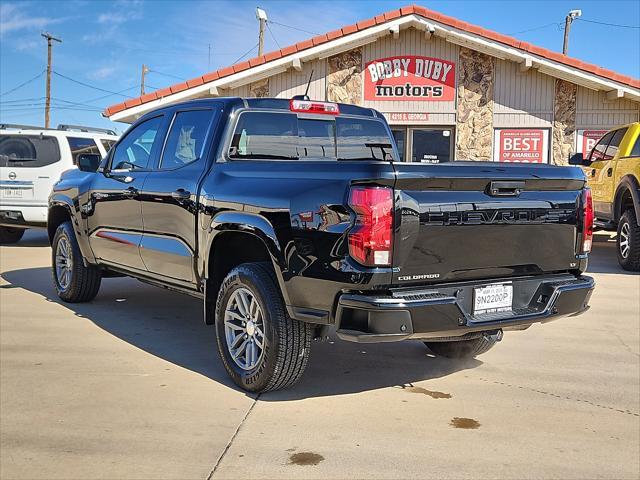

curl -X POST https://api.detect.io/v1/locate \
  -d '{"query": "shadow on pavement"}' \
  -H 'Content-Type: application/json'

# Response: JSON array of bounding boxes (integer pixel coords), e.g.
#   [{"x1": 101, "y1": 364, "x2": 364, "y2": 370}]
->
[
  {"x1": 1, "y1": 229, "x2": 50, "y2": 248},
  {"x1": 1, "y1": 266, "x2": 480, "y2": 399},
  {"x1": 588, "y1": 235, "x2": 639, "y2": 275}
]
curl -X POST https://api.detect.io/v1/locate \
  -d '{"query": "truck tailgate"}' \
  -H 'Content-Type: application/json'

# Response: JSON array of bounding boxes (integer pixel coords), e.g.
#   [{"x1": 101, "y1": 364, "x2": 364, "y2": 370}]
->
[{"x1": 392, "y1": 162, "x2": 587, "y2": 286}]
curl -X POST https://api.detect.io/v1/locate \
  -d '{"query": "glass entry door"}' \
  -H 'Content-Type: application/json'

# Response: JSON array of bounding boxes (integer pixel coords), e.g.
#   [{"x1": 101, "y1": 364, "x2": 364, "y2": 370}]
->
[
  {"x1": 410, "y1": 128, "x2": 453, "y2": 163},
  {"x1": 390, "y1": 127, "x2": 454, "y2": 163}
]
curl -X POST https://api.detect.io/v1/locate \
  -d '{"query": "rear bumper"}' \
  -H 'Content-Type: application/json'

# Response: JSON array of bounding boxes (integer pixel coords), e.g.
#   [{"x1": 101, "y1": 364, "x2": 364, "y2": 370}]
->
[
  {"x1": 335, "y1": 274, "x2": 595, "y2": 343},
  {"x1": 0, "y1": 206, "x2": 47, "y2": 228}
]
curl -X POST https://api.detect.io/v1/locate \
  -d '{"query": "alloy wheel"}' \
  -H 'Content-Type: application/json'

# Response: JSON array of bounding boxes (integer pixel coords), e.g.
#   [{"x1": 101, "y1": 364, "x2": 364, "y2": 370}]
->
[
  {"x1": 620, "y1": 221, "x2": 630, "y2": 259},
  {"x1": 224, "y1": 287, "x2": 266, "y2": 370},
  {"x1": 55, "y1": 236, "x2": 73, "y2": 290}
]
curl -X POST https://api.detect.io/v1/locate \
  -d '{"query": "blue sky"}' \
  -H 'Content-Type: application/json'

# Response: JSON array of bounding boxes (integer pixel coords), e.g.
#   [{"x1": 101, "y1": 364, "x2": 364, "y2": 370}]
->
[{"x1": 1, "y1": 0, "x2": 638, "y2": 133}]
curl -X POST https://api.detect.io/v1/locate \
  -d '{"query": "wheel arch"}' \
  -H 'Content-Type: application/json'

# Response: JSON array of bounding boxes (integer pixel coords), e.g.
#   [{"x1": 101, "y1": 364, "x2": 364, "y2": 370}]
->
[
  {"x1": 48, "y1": 196, "x2": 96, "y2": 264},
  {"x1": 614, "y1": 175, "x2": 640, "y2": 226},
  {"x1": 203, "y1": 211, "x2": 291, "y2": 324}
]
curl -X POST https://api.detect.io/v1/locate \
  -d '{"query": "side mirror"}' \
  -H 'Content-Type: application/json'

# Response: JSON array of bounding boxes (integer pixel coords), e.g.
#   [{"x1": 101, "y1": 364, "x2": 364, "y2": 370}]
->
[
  {"x1": 569, "y1": 152, "x2": 590, "y2": 166},
  {"x1": 77, "y1": 153, "x2": 102, "y2": 172}
]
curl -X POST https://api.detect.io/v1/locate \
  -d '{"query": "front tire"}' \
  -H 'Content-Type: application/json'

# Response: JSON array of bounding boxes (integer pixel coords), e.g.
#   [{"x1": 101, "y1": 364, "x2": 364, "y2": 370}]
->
[
  {"x1": 617, "y1": 209, "x2": 640, "y2": 271},
  {"x1": 215, "y1": 262, "x2": 311, "y2": 393},
  {"x1": 0, "y1": 226, "x2": 25, "y2": 244},
  {"x1": 425, "y1": 336, "x2": 497, "y2": 359},
  {"x1": 52, "y1": 221, "x2": 102, "y2": 302}
]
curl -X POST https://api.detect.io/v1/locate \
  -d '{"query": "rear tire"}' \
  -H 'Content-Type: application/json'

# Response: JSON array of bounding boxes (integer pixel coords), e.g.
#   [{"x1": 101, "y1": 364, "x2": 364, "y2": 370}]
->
[
  {"x1": 215, "y1": 262, "x2": 311, "y2": 393},
  {"x1": 51, "y1": 221, "x2": 101, "y2": 302},
  {"x1": 617, "y1": 209, "x2": 640, "y2": 271},
  {"x1": 424, "y1": 336, "x2": 497, "y2": 359},
  {"x1": 0, "y1": 226, "x2": 25, "y2": 244}
]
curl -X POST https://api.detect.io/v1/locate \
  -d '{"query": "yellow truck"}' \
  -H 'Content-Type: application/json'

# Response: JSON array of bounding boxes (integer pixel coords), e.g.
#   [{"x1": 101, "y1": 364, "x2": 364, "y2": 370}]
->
[{"x1": 575, "y1": 122, "x2": 640, "y2": 270}]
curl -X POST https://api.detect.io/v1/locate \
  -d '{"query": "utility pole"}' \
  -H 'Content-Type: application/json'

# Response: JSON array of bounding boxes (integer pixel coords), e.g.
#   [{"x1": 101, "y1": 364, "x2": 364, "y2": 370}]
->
[
  {"x1": 41, "y1": 32, "x2": 61, "y2": 129},
  {"x1": 140, "y1": 64, "x2": 149, "y2": 96},
  {"x1": 563, "y1": 9, "x2": 582, "y2": 55},
  {"x1": 256, "y1": 7, "x2": 268, "y2": 56}
]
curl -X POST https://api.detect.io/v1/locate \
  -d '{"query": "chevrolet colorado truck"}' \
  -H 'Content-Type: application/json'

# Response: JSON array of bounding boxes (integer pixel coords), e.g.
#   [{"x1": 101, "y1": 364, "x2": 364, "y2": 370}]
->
[
  {"x1": 572, "y1": 122, "x2": 640, "y2": 271},
  {"x1": 48, "y1": 97, "x2": 595, "y2": 392}
]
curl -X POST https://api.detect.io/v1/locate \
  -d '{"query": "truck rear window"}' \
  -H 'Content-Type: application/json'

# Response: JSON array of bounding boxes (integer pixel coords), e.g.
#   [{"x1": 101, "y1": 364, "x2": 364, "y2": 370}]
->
[
  {"x1": 0, "y1": 135, "x2": 61, "y2": 168},
  {"x1": 229, "y1": 112, "x2": 396, "y2": 161}
]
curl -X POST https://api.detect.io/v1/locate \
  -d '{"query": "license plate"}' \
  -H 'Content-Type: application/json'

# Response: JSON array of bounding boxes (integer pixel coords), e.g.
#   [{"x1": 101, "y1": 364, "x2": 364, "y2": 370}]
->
[
  {"x1": 473, "y1": 283, "x2": 513, "y2": 315},
  {"x1": 0, "y1": 188, "x2": 24, "y2": 199}
]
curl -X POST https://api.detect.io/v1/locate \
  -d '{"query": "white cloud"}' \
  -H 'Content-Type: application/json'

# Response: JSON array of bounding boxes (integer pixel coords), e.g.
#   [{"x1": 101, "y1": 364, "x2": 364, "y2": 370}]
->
[
  {"x1": 0, "y1": 3, "x2": 64, "y2": 36},
  {"x1": 87, "y1": 66, "x2": 117, "y2": 80},
  {"x1": 97, "y1": 12, "x2": 128, "y2": 25},
  {"x1": 87, "y1": 0, "x2": 144, "y2": 44}
]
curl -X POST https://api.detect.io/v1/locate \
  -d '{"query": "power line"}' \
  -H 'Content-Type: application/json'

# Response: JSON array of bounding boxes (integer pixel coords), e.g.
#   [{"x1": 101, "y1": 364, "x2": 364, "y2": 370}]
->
[
  {"x1": 507, "y1": 22, "x2": 563, "y2": 36},
  {"x1": 148, "y1": 69, "x2": 187, "y2": 81},
  {"x1": 0, "y1": 97, "x2": 46, "y2": 104},
  {"x1": 266, "y1": 21, "x2": 281, "y2": 49},
  {"x1": 576, "y1": 18, "x2": 640, "y2": 29},
  {"x1": 267, "y1": 20, "x2": 318, "y2": 36},
  {"x1": 52, "y1": 71, "x2": 135, "y2": 99},
  {"x1": 82, "y1": 86, "x2": 139, "y2": 104},
  {"x1": 0, "y1": 70, "x2": 46, "y2": 98},
  {"x1": 232, "y1": 43, "x2": 259, "y2": 64}
]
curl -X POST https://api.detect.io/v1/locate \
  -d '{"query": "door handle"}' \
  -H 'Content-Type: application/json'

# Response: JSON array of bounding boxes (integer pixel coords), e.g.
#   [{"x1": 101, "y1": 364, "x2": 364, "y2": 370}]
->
[
  {"x1": 171, "y1": 189, "x2": 191, "y2": 200},
  {"x1": 488, "y1": 181, "x2": 525, "y2": 197},
  {"x1": 591, "y1": 169, "x2": 596, "y2": 177}
]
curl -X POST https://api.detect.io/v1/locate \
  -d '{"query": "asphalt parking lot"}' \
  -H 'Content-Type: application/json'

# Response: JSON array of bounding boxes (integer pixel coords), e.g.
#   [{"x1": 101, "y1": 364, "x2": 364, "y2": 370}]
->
[{"x1": 1, "y1": 230, "x2": 638, "y2": 480}]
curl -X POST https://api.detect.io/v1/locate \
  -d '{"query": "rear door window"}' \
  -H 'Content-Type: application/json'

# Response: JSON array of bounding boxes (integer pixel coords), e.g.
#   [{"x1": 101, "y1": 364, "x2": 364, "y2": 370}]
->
[
  {"x1": 228, "y1": 112, "x2": 395, "y2": 161},
  {"x1": 160, "y1": 110, "x2": 214, "y2": 169},
  {"x1": 67, "y1": 137, "x2": 100, "y2": 165},
  {"x1": 0, "y1": 135, "x2": 61, "y2": 168}
]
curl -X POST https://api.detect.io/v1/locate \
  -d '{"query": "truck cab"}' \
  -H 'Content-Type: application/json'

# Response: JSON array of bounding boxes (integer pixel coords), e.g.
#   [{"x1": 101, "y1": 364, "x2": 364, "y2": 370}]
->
[{"x1": 581, "y1": 122, "x2": 640, "y2": 270}]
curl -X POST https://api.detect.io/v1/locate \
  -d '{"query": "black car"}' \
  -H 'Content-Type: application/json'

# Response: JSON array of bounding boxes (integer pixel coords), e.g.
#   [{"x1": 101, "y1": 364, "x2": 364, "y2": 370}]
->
[{"x1": 48, "y1": 97, "x2": 595, "y2": 392}]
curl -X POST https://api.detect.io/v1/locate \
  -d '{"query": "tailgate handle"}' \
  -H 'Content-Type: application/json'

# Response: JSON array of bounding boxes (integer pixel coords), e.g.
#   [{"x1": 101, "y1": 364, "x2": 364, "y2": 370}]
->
[{"x1": 488, "y1": 181, "x2": 525, "y2": 197}]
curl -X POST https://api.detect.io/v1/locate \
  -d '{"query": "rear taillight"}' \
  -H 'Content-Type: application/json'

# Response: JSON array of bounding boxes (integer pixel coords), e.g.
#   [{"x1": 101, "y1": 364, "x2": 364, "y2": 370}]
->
[
  {"x1": 348, "y1": 186, "x2": 393, "y2": 266},
  {"x1": 581, "y1": 188, "x2": 594, "y2": 253},
  {"x1": 290, "y1": 99, "x2": 339, "y2": 115}
]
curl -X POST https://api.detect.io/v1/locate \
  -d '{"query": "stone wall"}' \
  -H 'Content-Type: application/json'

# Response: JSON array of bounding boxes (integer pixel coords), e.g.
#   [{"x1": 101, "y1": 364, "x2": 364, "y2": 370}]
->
[
  {"x1": 552, "y1": 79, "x2": 577, "y2": 165},
  {"x1": 455, "y1": 48, "x2": 495, "y2": 161},
  {"x1": 327, "y1": 49, "x2": 362, "y2": 105},
  {"x1": 249, "y1": 78, "x2": 269, "y2": 98}
]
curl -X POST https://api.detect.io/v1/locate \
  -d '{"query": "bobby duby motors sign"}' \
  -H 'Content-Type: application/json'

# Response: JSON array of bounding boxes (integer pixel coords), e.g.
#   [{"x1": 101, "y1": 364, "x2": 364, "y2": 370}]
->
[{"x1": 364, "y1": 56, "x2": 456, "y2": 101}]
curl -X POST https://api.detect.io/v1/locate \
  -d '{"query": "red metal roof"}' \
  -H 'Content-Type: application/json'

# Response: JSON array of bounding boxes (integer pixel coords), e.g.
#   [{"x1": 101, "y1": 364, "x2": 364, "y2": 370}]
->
[{"x1": 104, "y1": 4, "x2": 640, "y2": 117}]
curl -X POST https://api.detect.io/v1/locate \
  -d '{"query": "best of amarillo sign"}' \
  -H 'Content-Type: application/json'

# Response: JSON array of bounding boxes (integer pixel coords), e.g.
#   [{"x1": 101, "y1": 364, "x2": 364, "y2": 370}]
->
[{"x1": 364, "y1": 56, "x2": 456, "y2": 102}]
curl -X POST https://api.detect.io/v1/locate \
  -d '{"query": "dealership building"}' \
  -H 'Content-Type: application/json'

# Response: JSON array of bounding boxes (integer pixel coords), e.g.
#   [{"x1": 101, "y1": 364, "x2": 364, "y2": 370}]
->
[{"x1": 105, "y1": 5, "x2": 640, "y2": 164}]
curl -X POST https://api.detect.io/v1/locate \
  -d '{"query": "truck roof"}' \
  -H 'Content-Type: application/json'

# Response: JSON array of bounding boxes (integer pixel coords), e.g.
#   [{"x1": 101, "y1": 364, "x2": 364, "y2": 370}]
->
[{"x1": 137, "y1": 97, "x2": 379, "y2": 122}]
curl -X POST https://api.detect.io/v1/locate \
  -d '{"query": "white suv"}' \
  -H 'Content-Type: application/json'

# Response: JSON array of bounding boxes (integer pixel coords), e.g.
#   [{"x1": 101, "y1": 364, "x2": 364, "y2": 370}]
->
[{"x1": 0, "y1": 124, "x2": 119, "y2": 243}]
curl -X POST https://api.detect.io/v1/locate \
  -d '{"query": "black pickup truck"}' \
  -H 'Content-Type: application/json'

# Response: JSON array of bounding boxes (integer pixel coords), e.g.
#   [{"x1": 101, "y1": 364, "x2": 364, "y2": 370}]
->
[{"x1": 48, "y1": 97, "x2": 595, "y2": 392}]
